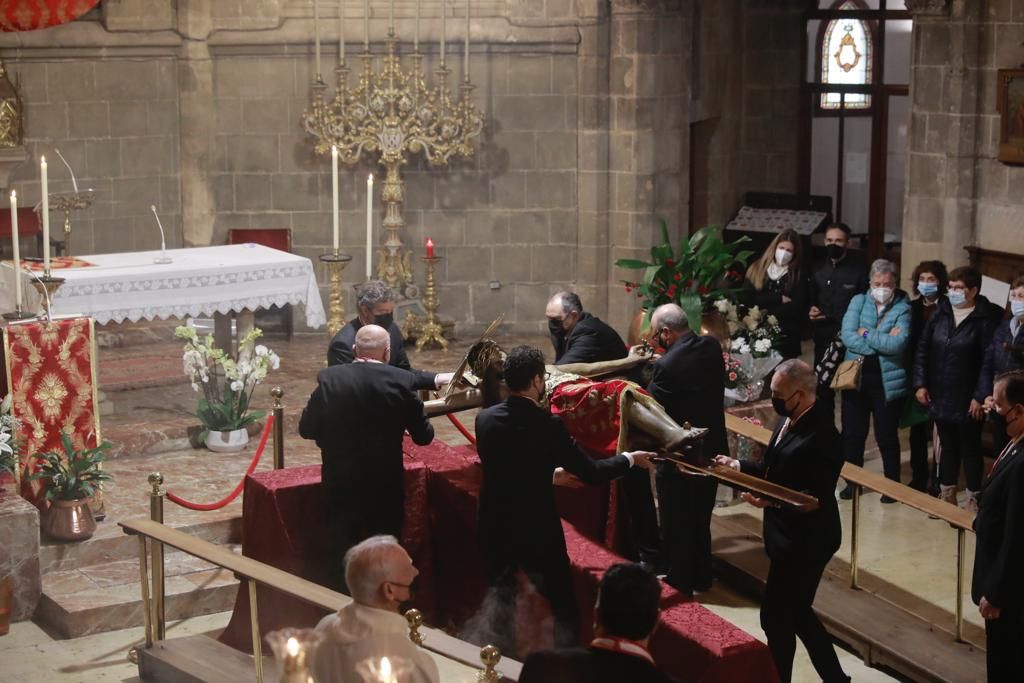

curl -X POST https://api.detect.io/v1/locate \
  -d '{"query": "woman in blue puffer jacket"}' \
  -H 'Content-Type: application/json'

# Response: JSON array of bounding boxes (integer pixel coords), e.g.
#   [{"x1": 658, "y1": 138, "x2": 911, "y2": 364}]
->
[{"x1": 838, "y1": 259, "x2": 912, "y2": 501}]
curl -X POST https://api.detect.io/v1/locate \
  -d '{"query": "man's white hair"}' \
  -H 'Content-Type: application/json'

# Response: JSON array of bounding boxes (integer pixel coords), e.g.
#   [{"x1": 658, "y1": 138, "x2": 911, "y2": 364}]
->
[
  {"x1": 774, "y1": 358, "x2": 817, "y2": 395},
  {"x1": 353, "y1": 324, "x2": 390, "y2": 359},
  {"x1": 344, "y1": 535, "x2": 403, "y2": 605}
]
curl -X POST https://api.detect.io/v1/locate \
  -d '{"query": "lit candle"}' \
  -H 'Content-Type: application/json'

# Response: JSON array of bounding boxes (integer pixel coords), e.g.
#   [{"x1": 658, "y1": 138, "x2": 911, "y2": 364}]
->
[
  {"x1": 364, "y1": 0, "x2": 370, "y2": 50},
  {"x1": 440, "y1": 0, "x2": 446, "y2": 65},
  {"x1": 426, "y1": 237, "x2": 434, "y2": 258},
  {"x1": 331, "y1": 145, "x2": 340, "y2": 251},
  {"x1": 313, "y1": 0, "x2": 322, "y2": 77},
  {"x1": 10, "y1": 190, "x2": 21, "y2": 309},
  {"x1": 366, "y1": 174, "x2": 373, "y2": 278},
  {"x1": 40, "y1": 156, "x2": 50, "y2": 273},
  {"x1": 379, "y1": 657, "x2": 396, "y2": 683},
  {"x1": 464, "y1": 0, "x2": 470, "y2": 80},
  {"x1": 414, "y1": 0, "x2": 420, "y2": 51},
  {"x1": 339, "y1": 0, "x2": 345, "y2": 63}
]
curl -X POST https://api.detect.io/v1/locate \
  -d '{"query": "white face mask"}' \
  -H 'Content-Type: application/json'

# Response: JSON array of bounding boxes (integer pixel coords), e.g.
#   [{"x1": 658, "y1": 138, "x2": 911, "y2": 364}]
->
[
  {"x1": 871, "y1": 287, "x2": 893, "y2": 304},
  {"x1": 774, "y1": 248, "x2": 793, "y2": 266}
]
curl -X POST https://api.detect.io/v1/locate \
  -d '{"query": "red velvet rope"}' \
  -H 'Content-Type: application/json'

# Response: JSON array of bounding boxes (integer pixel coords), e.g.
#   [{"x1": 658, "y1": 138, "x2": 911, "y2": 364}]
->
[
  {"x1": 446, "y1": 412, "x2": 476, "y2": 445},
  {"x1": 165, "y1": 414, "x2": 275, "y2": 511}
]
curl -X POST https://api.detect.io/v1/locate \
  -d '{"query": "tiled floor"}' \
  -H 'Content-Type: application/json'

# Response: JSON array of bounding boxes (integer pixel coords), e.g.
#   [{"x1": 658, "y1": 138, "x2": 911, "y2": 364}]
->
[{"x1": 1, "y1": 328, "x2": 976, "y2": 681}]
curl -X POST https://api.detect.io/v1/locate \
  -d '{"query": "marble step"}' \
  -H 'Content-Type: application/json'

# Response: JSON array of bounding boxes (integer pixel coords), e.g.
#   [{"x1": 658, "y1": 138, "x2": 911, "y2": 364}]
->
[
  {"x1": 35, "y1": 547, "x2": 242, "y2": 639},
  {"x1": 100, "y1": 412, "x2": 301, "y2": 460}
]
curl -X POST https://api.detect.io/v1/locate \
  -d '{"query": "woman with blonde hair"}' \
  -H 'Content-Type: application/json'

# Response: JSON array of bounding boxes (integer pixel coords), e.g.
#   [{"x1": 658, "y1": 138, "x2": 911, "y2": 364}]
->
[{"x1": 744, "y1": 229, "x2": 809, "y2": 359}]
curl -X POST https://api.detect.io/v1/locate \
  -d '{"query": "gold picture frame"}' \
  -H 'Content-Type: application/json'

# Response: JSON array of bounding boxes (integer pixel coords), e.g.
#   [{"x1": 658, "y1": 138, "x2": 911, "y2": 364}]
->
[{"x1": 997, "y1": 69, "x2": 1024, "y2": 164}]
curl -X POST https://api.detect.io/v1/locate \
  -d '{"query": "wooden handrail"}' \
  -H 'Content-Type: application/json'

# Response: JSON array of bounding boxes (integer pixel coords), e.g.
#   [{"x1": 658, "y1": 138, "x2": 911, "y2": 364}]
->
[
  {"x1": 724, "y1": 414, "x2": 975, "y2": 531},
  {"x1": 119, "y1": 518, "x2": 523, "y2": 680}
]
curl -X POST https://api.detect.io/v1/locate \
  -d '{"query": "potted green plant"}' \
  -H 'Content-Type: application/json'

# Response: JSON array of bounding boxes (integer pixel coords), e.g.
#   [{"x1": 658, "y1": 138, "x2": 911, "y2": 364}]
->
[
  {"x1": 0, "y1": 394, "x2": 20, "y2": 496},
  {"x1": 29, "y1": 433, "x2": 113, "y2": 541},
  {"x1": 176, "y1": 325, "x2": 281, "y2": 452}
]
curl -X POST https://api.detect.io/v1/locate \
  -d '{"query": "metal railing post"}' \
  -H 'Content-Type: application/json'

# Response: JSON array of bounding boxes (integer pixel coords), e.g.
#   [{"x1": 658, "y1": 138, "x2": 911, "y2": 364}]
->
[
  {"x1": 955, "y1": 528, "x2": 966, "y2": 642},
  {"x1": 137, "y1": 535, "x2": 153, "y2": 649},
  {"x1": 850, "y1": 483, "x2": 861, "y2": 589},
  {"x1": 148, "y1": 472, "x2": 166, "y2": 641},
  {"x1": 249, "y1": 579, "x2": 264, "y2": 683},
  {"x1": 271, "y1": 386, "x2": 284, "y2": 470}
]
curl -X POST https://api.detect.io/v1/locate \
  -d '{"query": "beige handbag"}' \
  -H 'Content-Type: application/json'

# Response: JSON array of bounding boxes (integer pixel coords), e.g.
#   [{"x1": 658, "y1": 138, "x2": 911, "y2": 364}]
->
[{"x1": 829, "y1": 358, "x2": 863, "y2": 391}]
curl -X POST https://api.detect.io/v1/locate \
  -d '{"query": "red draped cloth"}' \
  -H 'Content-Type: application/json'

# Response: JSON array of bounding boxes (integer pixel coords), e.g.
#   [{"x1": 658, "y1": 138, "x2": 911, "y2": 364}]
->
[
  {"x1": 3, "y1": 317, "x2": 100, "y2": 506},
  {"x1": 0, "y1": 0, "x2": 99, "y2": 32}
]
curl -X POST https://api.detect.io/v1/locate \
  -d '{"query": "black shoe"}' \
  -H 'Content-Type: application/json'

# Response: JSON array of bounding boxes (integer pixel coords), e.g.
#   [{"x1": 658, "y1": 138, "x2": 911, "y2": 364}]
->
[
  {"x1": 908, "y1": 479, "x2": 928, "y2": 493},
  {"x1": 880, "y1": 495, "x2": 897, "y2": 504},
  {"x1": 839, "y1": 484, "x2": 854, "y2": 500}
]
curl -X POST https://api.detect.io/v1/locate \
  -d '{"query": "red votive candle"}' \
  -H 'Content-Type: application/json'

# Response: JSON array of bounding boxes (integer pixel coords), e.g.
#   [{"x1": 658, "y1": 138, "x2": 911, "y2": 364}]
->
[{"x1": 426, "y1": 238, "x2": 435, "y2": 258}]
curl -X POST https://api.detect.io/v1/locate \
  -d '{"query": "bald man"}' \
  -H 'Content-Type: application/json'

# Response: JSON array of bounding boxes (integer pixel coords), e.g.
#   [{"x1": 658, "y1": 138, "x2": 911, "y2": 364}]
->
[{"x1": 300, "y1": 325, "x2": 435, "y2": 589}]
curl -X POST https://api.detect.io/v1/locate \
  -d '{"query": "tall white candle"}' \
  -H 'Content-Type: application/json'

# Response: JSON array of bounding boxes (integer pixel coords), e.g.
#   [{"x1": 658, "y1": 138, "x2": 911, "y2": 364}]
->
[
  {"x1": 366, "y1": 174, "x2": 373, "y2": 279},
  {"x1": 414, "y1": 0, "x2": 420, "y2": 51},
  {"x1": 10, "y1": 190, "x2": 21, "y2": 309},
  {"x1": 313, "y1": 0, "x2": 322, "y2": 77},
  {"x1": 440, "y1": 0, "x2": 446, "y2": 65},
  {"x1": 40, "y1": 156, "x2": 50, "y2": 273},
  {"x1": 364, "y1": 0, "x2": 370, "y2": 50},
  {"x1": 331, "y1": 146, "x2": 340, "y2": 251},
  {"x1": 339, "y1": 0, "x2": 345, "y2": 62},
  {"x1": 388, "y1": 0, "x2": 394, "y2": 36},
  {"x1": 464, "y1": 0, "x2": 470, "y2": 79}
]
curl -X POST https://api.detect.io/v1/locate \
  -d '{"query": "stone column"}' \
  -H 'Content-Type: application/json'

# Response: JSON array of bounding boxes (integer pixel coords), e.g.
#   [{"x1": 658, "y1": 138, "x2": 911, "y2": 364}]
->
[{"x1": 176, "y1": 0, "x2": 216, "y2": 246}]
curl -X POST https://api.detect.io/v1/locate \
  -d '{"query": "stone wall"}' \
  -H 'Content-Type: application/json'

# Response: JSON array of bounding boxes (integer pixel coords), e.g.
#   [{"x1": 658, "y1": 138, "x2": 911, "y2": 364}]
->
[{"x1": 902, "y1": 0, "x2": 1024, "y2": 276}]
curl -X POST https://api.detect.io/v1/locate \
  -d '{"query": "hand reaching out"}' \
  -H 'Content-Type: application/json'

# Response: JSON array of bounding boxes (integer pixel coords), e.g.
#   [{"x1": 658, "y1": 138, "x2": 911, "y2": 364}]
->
[
  {"x1": 740, "y1": 491, "x2": 771, "y2": 508},
  {"x1": 713, "y1": 454, "x2": 741, "y2": 471}
]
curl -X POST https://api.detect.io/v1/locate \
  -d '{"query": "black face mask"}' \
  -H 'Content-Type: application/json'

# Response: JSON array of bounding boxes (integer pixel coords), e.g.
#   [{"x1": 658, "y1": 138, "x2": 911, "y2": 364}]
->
[
  {"x1": 548, "y1": 319, "x2": 566, "y2": 339},
  {"x1": 826, "y1": 244, "x2": 846, "y2": 261},
  {"x1": 772, "y1": 391, "x2": 798, "y2": 417},
  {"x1": 374, "y1": 312, "x2": 394, "y2": 329}
]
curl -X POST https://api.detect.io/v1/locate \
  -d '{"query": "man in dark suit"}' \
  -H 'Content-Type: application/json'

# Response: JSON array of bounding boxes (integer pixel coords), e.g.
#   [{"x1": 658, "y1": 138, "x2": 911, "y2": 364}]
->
[
  {"x1": 974, "y1": 370, "x2": 1024, "y2": 682},
  {"x1": 300, "y1": 324, "x2": 435, "y2": 590},
  {"x1": 475, "y1": 345, "x2": 654, "y2": 650},
  {"x1": 327, "y1": 280, "x2": 452, "y2": 391},
  {"x1": 546, "y1": 292, "x2": 628, "y2": 365},
  {"x1": 519, "y1": 563, "x2": 676, "y2": 683},
  {"x1": 646, "y1": 303, "x2": 725, "y2": 594},
  {"x1": 715, "y1": 359, "x2": 849, "y2": 683}
]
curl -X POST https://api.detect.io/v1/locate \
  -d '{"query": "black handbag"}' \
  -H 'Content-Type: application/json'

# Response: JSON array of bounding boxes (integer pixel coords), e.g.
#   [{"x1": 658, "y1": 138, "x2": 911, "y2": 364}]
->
[{"x1": 815, "y1": 334, "x2": 845, "y2": 387}]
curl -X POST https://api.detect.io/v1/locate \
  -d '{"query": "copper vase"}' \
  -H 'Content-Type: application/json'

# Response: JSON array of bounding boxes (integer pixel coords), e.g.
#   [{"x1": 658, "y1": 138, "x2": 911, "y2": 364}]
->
[
  {"x1": 42, "y1": 498, "x2": 97, "y2": 542},
  {"x1": 0, "y1": 576, "x2": 12, "y2": 636}
]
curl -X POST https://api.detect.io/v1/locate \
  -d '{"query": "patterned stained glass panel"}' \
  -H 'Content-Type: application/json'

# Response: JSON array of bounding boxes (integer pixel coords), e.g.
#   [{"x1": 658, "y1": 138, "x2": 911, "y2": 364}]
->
[{"x1": 820, "y1": 1, "x2": 873, "y2": 110}]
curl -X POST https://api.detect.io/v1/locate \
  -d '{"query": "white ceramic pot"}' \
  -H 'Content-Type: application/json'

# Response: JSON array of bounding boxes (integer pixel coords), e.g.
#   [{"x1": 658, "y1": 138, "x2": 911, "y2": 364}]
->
[{"x1": 205, "y1": 428, "x2": 249, "y2": 453}]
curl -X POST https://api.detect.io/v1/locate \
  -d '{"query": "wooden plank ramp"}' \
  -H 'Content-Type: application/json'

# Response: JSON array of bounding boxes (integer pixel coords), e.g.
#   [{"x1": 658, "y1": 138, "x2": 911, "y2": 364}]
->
[
  {"x1": 138, "y1": 635, "x2": 271, "y2": 683},
  {"x1": 711, "y1": 513, "x2": 986, "y2": 683}
]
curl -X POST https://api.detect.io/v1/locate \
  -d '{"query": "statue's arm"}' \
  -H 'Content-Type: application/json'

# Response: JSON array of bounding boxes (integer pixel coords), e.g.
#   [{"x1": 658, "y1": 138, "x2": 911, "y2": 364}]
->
[{"x1": 553, "y1": 349, "x2": 650, "y2": 378}]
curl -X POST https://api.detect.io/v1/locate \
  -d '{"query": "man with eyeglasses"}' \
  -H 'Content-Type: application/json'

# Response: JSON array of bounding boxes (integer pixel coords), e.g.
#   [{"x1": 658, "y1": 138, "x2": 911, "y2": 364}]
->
[{"x1": 312, "y1": 535, "x2": 440, "y2": 683}]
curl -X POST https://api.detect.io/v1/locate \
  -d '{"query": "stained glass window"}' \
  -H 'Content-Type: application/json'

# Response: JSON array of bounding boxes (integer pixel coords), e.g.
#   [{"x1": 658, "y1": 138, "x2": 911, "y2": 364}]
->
[{"x1": 820, "y1": 1, "x2": 873, "y2": 110}]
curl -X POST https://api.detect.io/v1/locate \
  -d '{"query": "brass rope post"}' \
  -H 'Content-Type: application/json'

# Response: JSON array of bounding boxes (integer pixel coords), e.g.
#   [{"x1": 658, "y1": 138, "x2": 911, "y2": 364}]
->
[
  {"x1": 478, "y1": 644, "x2": 501, "y2": 682},
  {"x1": 137, "y1": 534, "x2": 153, "y2": 649},
  {"x1": 271, "y1": 386, "x2": 284, "y2": 470},
  {"x1": 148, "y1": 472, "x2": 166, "y2": 641},
  {"x1": 850, "y1": 483, "x2": 861, "y2": 589},
  {"x1": 405, "y1": 608, "x2": 424, "y2": 646},
  {"x1": 955, "y1": 528, "x2": 966, "y2": 642},
  {"x1": 248, "y1": 579, "x2": 264, "y2": 683}
]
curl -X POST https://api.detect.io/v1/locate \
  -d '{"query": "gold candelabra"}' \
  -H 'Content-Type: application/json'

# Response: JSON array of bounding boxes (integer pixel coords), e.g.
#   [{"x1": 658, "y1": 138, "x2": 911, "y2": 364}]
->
[
  {"x1": 416, "y1": 254, "x2": 447, "y2": 350},
  {"x1": 301, "y1": 29, "x2": 482, "y2": 300},
  {"x1": 318, "y1": 251, "x2": 352, "y2": 338}
]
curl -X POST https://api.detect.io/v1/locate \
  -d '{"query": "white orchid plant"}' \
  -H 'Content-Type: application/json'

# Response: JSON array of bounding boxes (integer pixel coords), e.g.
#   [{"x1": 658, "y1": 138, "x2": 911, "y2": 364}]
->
[
  {"x1": 175, "y1": 325, "x2": 281, "y2": 445},
  {"x1": 0, "y1": 394, "x2": 20, "y2": 479}
]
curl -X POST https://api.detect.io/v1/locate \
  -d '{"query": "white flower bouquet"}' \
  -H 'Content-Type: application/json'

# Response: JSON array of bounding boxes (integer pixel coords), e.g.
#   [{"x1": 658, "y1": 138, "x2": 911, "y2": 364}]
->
[
  {"x1": 715, "y1": 298, "x2": 783, "y2": 402},
  {"x1": 0, "y1": 394, "x2": 21, "y2": 479},
  {"x1": 175, "y1": 325, "x2": 281, "y2": 444}
]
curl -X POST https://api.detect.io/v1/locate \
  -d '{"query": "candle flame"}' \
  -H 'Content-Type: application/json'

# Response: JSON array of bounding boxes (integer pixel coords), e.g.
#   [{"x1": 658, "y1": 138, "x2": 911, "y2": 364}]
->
[
  {"x1": 380, "y1": 657, "x2": 392, "y2": 679},
  {"x1": 9, "y1": 189, "x2": 15, "y2": 200},
  {"x1": 286, "y1": 637, "x2": 301, "y2": 657},
  {"x1": 368, "y1": 173, "x2": 374, "y2": 183},
  {"x1": 332, "y1": 145, "x2": 338, "y2": 153},
  {"x1": 40, "y1": 155, "x2": 46, "y2": 165}
]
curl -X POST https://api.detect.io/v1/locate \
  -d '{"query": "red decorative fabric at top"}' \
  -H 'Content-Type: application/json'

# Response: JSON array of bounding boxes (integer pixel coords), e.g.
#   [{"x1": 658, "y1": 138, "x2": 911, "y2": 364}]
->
[
  {"x1": 0, "y1": 0, "x2": 99, "y2": 32},
  {"x1": 3, "y1": 317, "x2": 99, "y2": 506}
]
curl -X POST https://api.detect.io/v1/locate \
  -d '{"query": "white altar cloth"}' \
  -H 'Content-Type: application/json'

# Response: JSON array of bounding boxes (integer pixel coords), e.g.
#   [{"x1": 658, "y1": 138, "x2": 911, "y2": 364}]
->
[{"x1": 0, "y1": 244, "x2": 326, "y2": 328}]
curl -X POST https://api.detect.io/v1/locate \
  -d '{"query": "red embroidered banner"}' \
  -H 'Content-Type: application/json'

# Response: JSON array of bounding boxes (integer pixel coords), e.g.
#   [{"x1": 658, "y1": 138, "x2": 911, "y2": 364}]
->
[
  {"x1": 0, "y1": 0, "x2": 99, "y2": 32},
  {"x1": 3, "y1": 317, "x2": 100, "y2": 506}
]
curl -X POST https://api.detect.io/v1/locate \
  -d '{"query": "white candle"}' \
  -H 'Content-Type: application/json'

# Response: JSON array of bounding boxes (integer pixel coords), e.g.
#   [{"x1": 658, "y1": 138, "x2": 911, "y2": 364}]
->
[
  {"x1": 339, "y1": 0, "x2": 345, "y2": 62},
  {"x1": 366, "y1": 174, "x2": 373, "y2": 279},
  {"x1": 10, "y1": 191, "x2": 21, "y2": 309},
  {"x1": 388, "y1": 0, "x2": 394, "y2": 37},
  {"x1": 440, "y1": 0, "x2": 446, "y2": 64},
  {"x1": 414, "y1": 0, "x2": 420, "y2": 51},
  {"x1": 464, "y1": 0, "x2": 470, "y2": 79},
  {"x1": 364, "y1": 0, "x2": 370, "y2": 50},
  {"x1": 313, "y1": 0, "x2": 322, "y2": 77},
  {"x1": 331, "y1": 146, "x2": 340, "y2": 251},
  {"x1": 40, "y1": 156, "x2": 50, "y2": 273}
]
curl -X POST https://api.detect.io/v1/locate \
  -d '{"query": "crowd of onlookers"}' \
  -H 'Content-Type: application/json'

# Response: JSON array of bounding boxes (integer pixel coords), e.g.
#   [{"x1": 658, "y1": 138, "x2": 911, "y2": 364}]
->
[{"x1": 742, "y1": 222, "x2": 1024, "y2": 513}]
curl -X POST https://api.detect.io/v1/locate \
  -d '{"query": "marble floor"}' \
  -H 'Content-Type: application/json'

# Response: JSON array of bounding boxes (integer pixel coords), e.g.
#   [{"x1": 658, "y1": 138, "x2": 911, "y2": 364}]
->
[{"x1": 0, "y1": 328, "x2": 979, "y2": 681}]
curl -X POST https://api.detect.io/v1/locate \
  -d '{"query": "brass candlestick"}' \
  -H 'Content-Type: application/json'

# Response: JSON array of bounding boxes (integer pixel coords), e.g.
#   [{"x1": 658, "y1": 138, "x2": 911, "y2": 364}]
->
[
  {"x1": 416, "y1": 255, "x2": 447, "y2": 351},
  {"x1": 30, "y1": 273, "x2": 64, "y2": 321},
  {"x1": 318, "y1": 251, "x2": 352, "y2": 338},
  {"x1": 2, "y1": 305, "x2": 35, "y2": 321}
]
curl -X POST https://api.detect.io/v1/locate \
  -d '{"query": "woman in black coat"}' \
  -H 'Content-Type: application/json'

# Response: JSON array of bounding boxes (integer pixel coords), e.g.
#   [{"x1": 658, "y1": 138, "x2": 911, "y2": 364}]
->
[
  {"x1": 979, "y1": 276, "x2": 1024, "y2": 454},
  {"x1": 906, "y1": 260, "x2": 948, "y2": 494},
  {"x1": 743, "y1": 229, "x2": 809, "y2": 360},
  {"x1": 912, "y1": 266, "x2": 1001, "y2": 513}
]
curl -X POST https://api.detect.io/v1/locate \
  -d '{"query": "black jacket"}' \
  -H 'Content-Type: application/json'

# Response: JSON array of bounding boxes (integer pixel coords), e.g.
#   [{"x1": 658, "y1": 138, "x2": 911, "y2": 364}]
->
[
  {"x1": 912, "y1": 296, "x2": 1002, "y2": 423},
  {"x1": 809, "y1": 254, "x2": 868, "y2": 339},
  {"x1": 979, "y1": 319, "x2": 1024, "y2": 400},
  {"x1": 519, "y1": 646, "x2": 677, "y2": 683},
  {"x1": 741, "y1": 401, "x2": 843, "y2": 560},
  {"x1": 973, "y1": 438, "x2": 1024, "y2": 610},
  {"x1": 298, "y1": 362, "x2": 434, "y2": 499},
  {"x1": 475, "y1": 396, "x2": 631, "y2": 567},
  {"x1": 743, "y1": 270, "x2": 809, "y2": 359},
  {"x1": 907, "y1": 295, "x2": 941, "y2": 367},
  {"x1": 553, "y1": 313, "x2": 628, "y2": 365},
  {"x1": 327, "y1": 317, "x2": 437, "y2": 391},
  {"x1": 647, "y1": 333, "x2": 728, "y2": 458}
]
